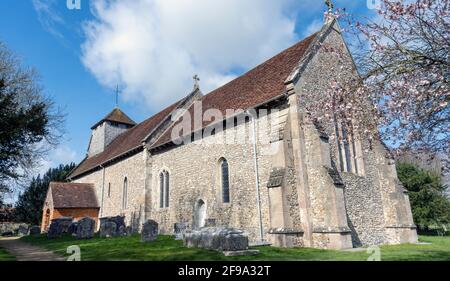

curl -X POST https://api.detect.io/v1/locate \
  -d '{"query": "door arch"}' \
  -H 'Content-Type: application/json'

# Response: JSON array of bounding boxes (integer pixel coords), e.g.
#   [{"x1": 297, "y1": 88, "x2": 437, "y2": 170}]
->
[{"x1": 193, "y1": 199, "x2": 206, "y2": 229}]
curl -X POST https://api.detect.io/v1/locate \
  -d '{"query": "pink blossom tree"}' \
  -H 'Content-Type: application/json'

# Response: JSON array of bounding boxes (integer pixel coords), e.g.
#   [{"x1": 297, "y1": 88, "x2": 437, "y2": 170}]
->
[{"x1": 306, "y1": 0, "x2": 449, "y2": 170}]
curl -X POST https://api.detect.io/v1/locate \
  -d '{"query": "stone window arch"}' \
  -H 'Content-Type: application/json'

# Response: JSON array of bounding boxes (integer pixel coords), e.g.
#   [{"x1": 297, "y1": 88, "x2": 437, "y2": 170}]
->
[
  {"x1": 159, "y1": 172, "x2": 164, "y2": 208},
  {"x1": 220, "y1": 158, "x2": 230, "y2": 203},
  {"x1": 159, "y1": 170, "x2": 170, "y2": 208},
  {"x1": 122, "y1": 177, "x2": 128, "y2": 209},
  {"x1": 164, "y1": 171, "x2": 170, "y2": 208},
  {"x1": 335, "y1": 121, "x2": 363, "y2": 175}
]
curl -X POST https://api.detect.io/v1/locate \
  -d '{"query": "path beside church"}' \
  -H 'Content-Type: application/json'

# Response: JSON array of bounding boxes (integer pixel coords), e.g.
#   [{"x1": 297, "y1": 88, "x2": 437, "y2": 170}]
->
[{"x1": 0, "y1": 237, "x2": 65, "y2": 261}]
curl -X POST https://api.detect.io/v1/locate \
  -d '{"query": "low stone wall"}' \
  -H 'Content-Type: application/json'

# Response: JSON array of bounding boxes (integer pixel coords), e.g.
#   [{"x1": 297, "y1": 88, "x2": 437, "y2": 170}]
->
[{"x1": 0, "y1": 222, "x2": 29, "y2": 236}]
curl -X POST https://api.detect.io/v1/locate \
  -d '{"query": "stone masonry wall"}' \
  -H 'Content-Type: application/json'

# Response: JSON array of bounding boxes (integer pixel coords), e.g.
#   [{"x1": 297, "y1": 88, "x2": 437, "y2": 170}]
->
[
  {"x1": 293, "y1": 20, "x2": 416, "y2": 246},
  {"x1": 74, "y1": 151, "x2": 146, "y2": 230},
  {"x1": 71, "y1": 20, "x2": 417, "y2": 248},
  {"x1": 149, "y1": 116, "x2": 274, "y2": 242}
]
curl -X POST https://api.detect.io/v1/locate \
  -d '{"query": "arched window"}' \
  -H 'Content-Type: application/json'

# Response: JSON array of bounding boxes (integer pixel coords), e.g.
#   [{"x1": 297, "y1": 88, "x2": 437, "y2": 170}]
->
[
  {"x1": 220, "y1": 159, "x2": 230, "y2": 203},
  {"x1": 159, "y1": 173, "x2": 164, "y2": 208},
  {"x1": 336, "y1": 121, "x2": 359, "y2": 174},
  {"x1": 122, "y1": 177, "x2": 128, "y2": 209},
  {"x1": 341, "y1": 125, "x2": 352, "y2": 173},
  {"x1": 164, "y1": 171, "x2": 170, "y2": 208},
  {"x1": 159, "y1": 171, "x2": 170, "y2": 208}
]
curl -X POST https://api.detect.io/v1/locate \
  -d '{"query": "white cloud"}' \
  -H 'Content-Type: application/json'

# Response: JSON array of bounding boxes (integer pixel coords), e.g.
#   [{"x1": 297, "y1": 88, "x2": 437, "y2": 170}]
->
[
  {"x1": 303, "y1": 18, "x2": 323, "y2": 37},
  {"x1": 81, "y1": 0, "x2": 301, "y2": 109},
  {"x1": 32, "y1": 0, "x2": 65, "y2": 38}
]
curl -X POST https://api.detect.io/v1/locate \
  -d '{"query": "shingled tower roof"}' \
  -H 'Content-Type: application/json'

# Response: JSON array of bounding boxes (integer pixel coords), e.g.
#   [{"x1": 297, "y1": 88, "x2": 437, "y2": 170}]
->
[{"x1": 91, "y1": 107, "x2": 136, "y2": 129}]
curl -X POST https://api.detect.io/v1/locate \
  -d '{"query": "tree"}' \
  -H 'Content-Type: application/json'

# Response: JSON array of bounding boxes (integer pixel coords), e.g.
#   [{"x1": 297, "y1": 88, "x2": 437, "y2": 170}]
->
[
  {"x1": 13, "y1": 163, "x2": 75, "y2": 225},
  {"x1": 305, "y1": 0, "x2": 449, "y2": 170},
  {"x1": 397, "y1": 162, "x2": 450, "y2": 233},
  {"x1": 353, "y1": 0, "x2": 448, "y2": 159},
  {"x1": 0, "y1": 42, "x2": 64, "y2": 193}
]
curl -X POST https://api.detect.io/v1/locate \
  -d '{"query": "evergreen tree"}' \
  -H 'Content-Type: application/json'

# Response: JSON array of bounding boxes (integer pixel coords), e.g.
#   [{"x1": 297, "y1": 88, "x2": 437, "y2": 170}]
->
[
  {"x1": 13, "y1": 163, "x2": 75, "y2": 225},
  {"x1": 397, "y1": 163, "x2": 450, "y2": 233}
]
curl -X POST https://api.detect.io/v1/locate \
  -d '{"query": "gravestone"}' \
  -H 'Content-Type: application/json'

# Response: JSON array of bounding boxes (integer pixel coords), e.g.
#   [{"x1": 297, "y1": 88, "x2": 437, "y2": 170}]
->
[
  {"x1": 29, "y1": 226, "x2": 41, "y2": 235},
  {"x1": 75, "y1": 217, "x2": 95, "y2": 239},
  {"x1": 68, "y1": 222, "x2": 79, "y2": 235},
  {"x1": 47, "y1": 217, "x2": 73, "y2": 239},
  {"x1": 141, "y1": 220, "x2": 158, "y2": 242},
  {"x1": 17, "y1": 225, "x2": 29, "y2": 236},
  {"x1": 118, "y1": 225, "x2": 127, "y2": 236},
  {"x1": 100, "y1": 221, "x2": 117, "y2": 238},
  {"x1": 174, "y1": 222, "x2": 188, "y2": 240},
  {"x1": 99, "y1": 216, "x2": 126, "y2": 237},
  {"x1": 184, "y1": 227, "x2": 249, "y2": 252}
]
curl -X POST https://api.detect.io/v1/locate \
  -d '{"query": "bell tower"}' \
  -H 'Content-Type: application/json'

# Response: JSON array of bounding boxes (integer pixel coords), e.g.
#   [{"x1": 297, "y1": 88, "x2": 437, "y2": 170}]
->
[{"x1": 87, "y1": 107, "x2": 136, "y2": 157}]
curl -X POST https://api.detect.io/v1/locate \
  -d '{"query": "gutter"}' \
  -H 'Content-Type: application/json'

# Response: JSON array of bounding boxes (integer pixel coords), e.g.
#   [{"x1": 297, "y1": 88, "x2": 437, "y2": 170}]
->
[
  {"x1": 246, "y1": 110, "x2": 264, "y2": 242},
  {"x1": 100, "y1": 164, "x2": 105, "y2": 218}
]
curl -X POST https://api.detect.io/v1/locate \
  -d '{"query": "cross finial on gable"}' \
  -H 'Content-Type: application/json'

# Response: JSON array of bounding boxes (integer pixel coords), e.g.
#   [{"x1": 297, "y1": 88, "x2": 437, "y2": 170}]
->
[
  {"x1": 324, "y1": 0, "x2": 335, "y2": 24},
  {"x1": 193, "y1": 74, "x2": 200, "y2": 90},
  {"x1": 325, "y1": 0, "x2": 334, "y2": 12}
]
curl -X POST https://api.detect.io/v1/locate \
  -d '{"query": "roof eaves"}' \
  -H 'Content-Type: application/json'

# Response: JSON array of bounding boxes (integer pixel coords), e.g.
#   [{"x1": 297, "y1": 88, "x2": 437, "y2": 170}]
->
[
  {"x1": 285, "y1": 20, "x2": 335, "y2": 86},
  {"x1": 69, "y1": 145, "x2": 144, "y2": 180},
  {"x1": 150, "y1": 91, "x2": 290, "y2": 150}
]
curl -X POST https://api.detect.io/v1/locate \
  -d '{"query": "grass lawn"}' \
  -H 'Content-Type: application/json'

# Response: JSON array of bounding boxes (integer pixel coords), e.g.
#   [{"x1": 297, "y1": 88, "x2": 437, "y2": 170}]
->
[
  {"x1": 0, "y1": 247, "x2": 15, "y2": 261},
  {"x1": 20, "y1": 235, "x2": 450, "y2": 261}
]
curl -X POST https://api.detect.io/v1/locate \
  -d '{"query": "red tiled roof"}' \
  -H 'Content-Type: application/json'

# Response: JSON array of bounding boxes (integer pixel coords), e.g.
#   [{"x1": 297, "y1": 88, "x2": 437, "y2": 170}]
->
[
  {"x1": 50, "y1": 182, "x2": 99, "y2": 209},
  {"x1": 91, "y1": 107, "x2": 136, "y2": 129},
  {"x1": 152, "y1": 33, "x2": 317, "y2": 147},
  {"x1": 69, "y1": 32, "x2": 317, "y2": 178}
]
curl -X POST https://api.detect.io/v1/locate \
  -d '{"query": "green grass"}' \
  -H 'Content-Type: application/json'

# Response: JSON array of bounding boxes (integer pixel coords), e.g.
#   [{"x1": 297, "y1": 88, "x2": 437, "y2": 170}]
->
[
  {"x1": 0, "y1": 247, "x2": 15, "y2": 261},
  {"x1": 20, "y1": 235, "x2": 450, "y2": 261}
]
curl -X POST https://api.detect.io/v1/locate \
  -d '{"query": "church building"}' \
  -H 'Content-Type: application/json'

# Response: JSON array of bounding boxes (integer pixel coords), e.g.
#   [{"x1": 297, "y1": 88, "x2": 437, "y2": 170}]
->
[{"x1": 65, "y1": 14, "x2": 418, "y2": 249}]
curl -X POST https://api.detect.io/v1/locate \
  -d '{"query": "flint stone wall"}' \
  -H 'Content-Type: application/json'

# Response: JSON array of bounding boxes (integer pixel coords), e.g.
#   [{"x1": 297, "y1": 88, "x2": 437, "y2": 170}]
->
[
  {"x1": 74, "y1": 152, "x2": 146, "y2": 229},
  {"x1": 149, "y1": 116, "x2": 274, "y2": 242},
  {"x1": 294, "y1": 23, "x2": 417, "y2": 246},
  {"x1": 0, "y1": 223, "x2": 29, "y2": 236}
]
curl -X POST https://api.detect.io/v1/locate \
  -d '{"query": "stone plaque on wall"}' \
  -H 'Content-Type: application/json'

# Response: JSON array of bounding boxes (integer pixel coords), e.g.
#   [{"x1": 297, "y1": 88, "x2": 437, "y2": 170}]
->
[{"x1": 267, "y1": 168, "x2": 285, "y2": 188}]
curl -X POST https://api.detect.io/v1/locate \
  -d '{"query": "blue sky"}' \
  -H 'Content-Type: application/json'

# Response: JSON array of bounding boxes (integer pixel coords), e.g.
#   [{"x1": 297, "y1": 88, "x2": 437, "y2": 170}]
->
[{"x1": 0, "y1": 0, "x2": 374, "y2": 184}]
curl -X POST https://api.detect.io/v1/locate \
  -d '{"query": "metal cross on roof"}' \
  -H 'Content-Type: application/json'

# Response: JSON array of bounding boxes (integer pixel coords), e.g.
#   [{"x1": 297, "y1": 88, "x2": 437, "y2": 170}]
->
[
  {"x1": 325, "y1": 0, "x2": 334, "y2": 12},
  {"x1": 193, "y1": 74, "x2": 200, "y2": 89},
  {"x1": 115, "y1": 84, "x2": 121, "y2": 108}
]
